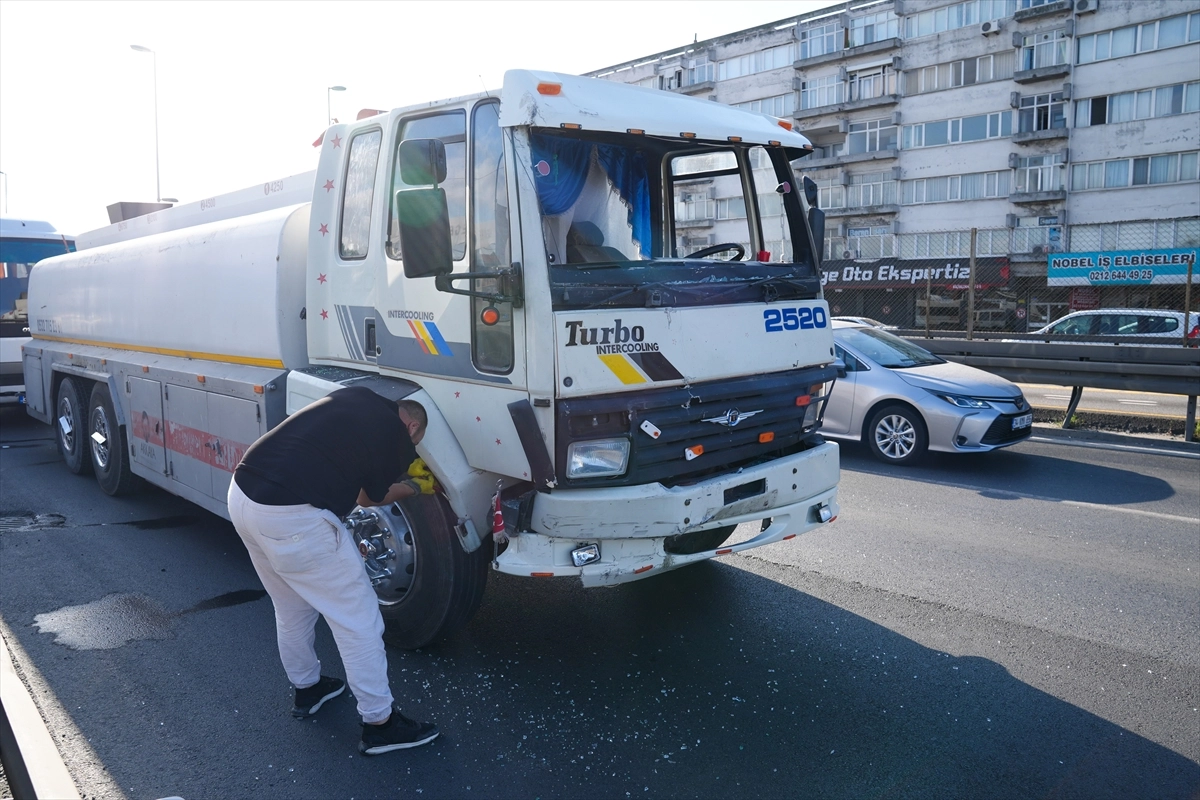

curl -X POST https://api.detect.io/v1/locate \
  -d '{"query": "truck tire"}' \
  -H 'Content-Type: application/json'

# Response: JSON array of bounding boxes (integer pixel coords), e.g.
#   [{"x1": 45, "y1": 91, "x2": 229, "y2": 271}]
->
[
  {"x1": 55, "y1": 377, "x2": 93, "y2": 475},
  {"x1": 865, "y1": 403, "x2": 928, "y2": 466},
  {"x1": 88, "y1": 383, "x2": 140, "y2": 496},
  {"x1": 347, "y1": 493, "x2": 489, "y2": 649}
]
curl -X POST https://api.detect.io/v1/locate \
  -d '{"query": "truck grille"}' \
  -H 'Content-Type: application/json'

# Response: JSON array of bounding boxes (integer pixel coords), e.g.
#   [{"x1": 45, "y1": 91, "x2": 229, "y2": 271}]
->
[{"x1": 555, "y1": 365, "x2": 837, "y2": 488}]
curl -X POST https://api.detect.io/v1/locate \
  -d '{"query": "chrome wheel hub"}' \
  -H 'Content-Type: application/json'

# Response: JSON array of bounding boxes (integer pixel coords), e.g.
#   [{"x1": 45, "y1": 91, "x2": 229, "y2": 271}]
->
[
  {"x1": 875, "y1": 415, "x2": 916, "y2": 460},
  {"x1": 57, "y1": 395, "x2": 77, "y2": 452},
  {"x1": 90, "y1": 405, "x2": 111, "y2": 469},
  {"x1": 344, "y1": 504, "x2": 417, "y2": 605}
]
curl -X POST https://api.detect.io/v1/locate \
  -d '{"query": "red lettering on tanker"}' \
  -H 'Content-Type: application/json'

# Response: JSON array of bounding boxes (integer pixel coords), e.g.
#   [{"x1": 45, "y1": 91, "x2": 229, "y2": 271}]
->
[{"x1": 164, "y1": 420, "x2": 249, "y2": 473}]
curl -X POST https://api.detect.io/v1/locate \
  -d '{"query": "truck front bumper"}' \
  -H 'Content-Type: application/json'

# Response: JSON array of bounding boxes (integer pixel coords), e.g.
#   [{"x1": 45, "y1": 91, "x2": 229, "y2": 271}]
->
[{"x1": 494, "y1": 440, "x2": 839, "y2": 587}]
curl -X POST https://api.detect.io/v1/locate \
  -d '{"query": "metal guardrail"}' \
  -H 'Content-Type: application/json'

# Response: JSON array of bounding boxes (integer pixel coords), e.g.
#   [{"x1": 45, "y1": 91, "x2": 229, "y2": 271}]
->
[{"x1": 895, "y1": 331, "x2": 1200, "y2": 441}]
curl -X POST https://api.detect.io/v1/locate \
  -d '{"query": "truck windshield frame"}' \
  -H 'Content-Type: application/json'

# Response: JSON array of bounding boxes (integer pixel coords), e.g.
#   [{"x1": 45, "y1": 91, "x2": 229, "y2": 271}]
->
[{"x1": 530, "y1": 129, "x2": 820, "y2": 311}]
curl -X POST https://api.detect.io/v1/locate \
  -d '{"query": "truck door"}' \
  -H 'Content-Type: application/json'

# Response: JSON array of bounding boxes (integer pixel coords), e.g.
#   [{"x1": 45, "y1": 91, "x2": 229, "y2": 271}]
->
[
  {"x1": 375, "y1": 100, "x2": 532, "y2": 477},
  {"x1": 128, "y1": 376, "x2": 166, "y2": 475}
]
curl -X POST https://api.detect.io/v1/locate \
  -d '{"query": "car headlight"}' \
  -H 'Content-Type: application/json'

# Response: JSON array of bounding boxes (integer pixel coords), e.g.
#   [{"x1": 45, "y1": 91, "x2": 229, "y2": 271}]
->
[
  {"x1": 930, "y1": 391, "x2": 993, "y2": 409},
  {"x1": 566, "y1": 437, "x2": 631, "y2": 479}
]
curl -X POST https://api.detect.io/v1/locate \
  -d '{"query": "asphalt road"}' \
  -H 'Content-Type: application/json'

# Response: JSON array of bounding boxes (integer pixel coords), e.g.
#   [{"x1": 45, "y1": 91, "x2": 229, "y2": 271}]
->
[{"x1": 1, "y1": 405, "x2": 1198, "y2": 799}]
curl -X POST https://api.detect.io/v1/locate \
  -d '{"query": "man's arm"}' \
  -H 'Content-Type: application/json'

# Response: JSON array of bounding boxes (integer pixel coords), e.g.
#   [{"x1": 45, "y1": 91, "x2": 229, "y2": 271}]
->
[{"x1": 356, "y1": 480, "x2": 420, "y2": 508}]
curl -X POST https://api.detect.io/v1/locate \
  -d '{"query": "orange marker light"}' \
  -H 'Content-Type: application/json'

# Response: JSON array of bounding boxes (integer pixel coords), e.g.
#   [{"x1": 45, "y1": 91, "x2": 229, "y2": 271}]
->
[
  {"x1": 531, "y1": 572, "x2": 555, "y2": 577},
  {"x1": 197, "y1": 375, "x2": 206, "y2": 383},
  {"x1": 537, "y1": 82, "x2": 562, "y2": 95},
  {"x1": 684, "y1": 444, "x2": 704, "y2": 461},
  {"x1": 768, "y1": 140, "x2": 782, "y2": 147},
  {"x1": 783, "y1": 534, "x2": 796, "y2": 540},
  {"x1": 627, "y1": 128, "x2": 645, "y2": 135},
  {"x1": 758, "y1": 432, "x2": 775, "y2": 443},
  {"x1": 633, "y1": 565, "x2": 654, "y2": 574},
  {"x1": 727, "y1": 135, "x2": 743, "y2": 143},
  {"x1": 796, "y1": 395, "x2": 812, "y2": 407},
  {"x1": 142, "y1": 366, "x2": 150, "y2": 373},
  {"x1": 680, "y1": 131, "x2": 697, "y2": 139},
  {"x1": 777, "y1": 119, "x2": 794, "y2": 131},
  {"x1": 560, "y1": 122, "x2": 582, "y2": 130},
  {"x1": 716, "y1": 548, "x2": 733, "y2": 555},
  {"x1": 480, "y1": 307, "x2": 500, "y2": 326},
  {"x1": 253, "y1": 385, "x2": 264, "y2": 394}
]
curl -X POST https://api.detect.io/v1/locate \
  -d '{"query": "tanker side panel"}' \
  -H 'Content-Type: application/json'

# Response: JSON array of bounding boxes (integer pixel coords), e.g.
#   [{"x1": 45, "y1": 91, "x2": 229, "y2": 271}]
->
[
  {"x1": 28, "y1": 338, "x2": 289, "y2": 519},
  {"x1": 27, "y1": 204, "x2": 311, "y2": 372}
]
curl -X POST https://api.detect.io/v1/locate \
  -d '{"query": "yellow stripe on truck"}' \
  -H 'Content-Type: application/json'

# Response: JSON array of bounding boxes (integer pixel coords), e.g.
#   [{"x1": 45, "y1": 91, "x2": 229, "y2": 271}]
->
[
  {"x1": 30, "y1": 334, "x2": 286, "y2": 369},
  {"x1": 598, "y1": 353, "x2": 647, "y2": 385}
]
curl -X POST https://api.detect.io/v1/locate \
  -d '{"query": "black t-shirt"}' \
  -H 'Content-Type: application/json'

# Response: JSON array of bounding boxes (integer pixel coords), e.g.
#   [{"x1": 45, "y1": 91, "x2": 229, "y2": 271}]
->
[{"x1": 234, "y1": 386, "x2": 415, "y2": 517}]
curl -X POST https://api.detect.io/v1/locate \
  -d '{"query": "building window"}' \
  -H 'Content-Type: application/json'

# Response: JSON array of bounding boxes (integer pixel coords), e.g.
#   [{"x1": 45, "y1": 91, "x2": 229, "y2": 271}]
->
[
  {"x1": 1071, "y1": 152, "x2": 1200, "y2": 190},
  {"x1": 1019, "y1": 30, "x2": 1069, "y2": 71},
  {"x1": 904, "y1": 52, "x2": 1016, "y2": 94},
  {"x1": 718, "y1": 43, "x2": 796, "y2": 81},
  {"x1": 848, "y1": 65, "x2": 897, "y2": 101},
  {"x1": 902, "y1": 112, "x2": 1012, "y2": 149},
  {"x1": 715, "y1": 197, "x2": 748, "y2": 220},
  {"x1": 848, "y1": 10, "x2": 899, "y2": 47},
  {"x1": 847, "y1": 171, "x2": 898, "y2": 207},
  {"x1": 687, "y1": 58, "x2": 714, "y2": 86},
  {"x1": 1014, "y1": 154, "x2": 1064, "y2": 193},
  {"x1": 800, "y1": 74, "x2": 844, "y2": 109},
  {"x1": 902, "y1": 171, "x2": 1009, "y2": 204},
  {"x1": 904, "y1": 0, "x2": 1018, "y2": 39},
  {"x1": 819, "y1": 182, "x2": 846, "y2": 209},
  {"x1": 735, "y1": 93, "x2": 796, "y2": 117},
  {"x1": 798, "y1": 22, "x2": 842, "y2": 60},
  {"x1": 1071, "y1": 219, "x2": 1200, "y2": 250},
  {"x1": 1018, "y1": 92, "x2": 1066, "y2": 132},
  {"x1": 1077, "y1": 13, "x2": 1200, "y2": 64},
  {"x1": 847, "y1": 226, "x2": 895, "y2": 258},
  {"x1": 848, "y1": 118, "x2": 898, "y2": 154},
  {"x1": 1075, "y1": 82, "x2": 1200, "y2": 126}
]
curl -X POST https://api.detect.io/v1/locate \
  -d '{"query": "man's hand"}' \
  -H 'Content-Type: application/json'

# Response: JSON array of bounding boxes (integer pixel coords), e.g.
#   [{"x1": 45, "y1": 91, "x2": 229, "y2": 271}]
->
[{"x1": 357, "y1": 481, "x2": 419, "y2": 508}]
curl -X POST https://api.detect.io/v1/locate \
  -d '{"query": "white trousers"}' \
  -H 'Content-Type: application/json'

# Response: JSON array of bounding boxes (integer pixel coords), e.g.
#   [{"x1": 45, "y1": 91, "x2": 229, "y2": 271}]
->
[{"x1": 228, "y1": 480, "x2": 394, "y2": 723}]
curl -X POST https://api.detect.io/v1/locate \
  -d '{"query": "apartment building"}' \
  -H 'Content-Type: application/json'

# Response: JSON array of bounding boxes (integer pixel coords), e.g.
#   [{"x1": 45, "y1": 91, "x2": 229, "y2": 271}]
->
[{"x1": 588, "y1": 0, "x2": 1200, "y2": 330}]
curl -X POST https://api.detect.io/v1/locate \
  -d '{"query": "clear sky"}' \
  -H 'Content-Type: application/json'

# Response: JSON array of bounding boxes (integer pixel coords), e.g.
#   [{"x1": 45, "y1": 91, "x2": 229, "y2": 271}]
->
[{"x1": 0, "y1": 0, "x2": 837, "y2": 236}]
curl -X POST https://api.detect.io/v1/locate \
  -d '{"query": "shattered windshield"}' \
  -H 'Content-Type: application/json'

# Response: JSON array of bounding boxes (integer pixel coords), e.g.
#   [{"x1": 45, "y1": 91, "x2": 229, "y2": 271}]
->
[{"x1": 530, "y1": 131, "x2": 820, "y2": 311}]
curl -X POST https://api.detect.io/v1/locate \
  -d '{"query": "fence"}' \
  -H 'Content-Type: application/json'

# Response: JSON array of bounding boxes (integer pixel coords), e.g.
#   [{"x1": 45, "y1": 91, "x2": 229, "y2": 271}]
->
[{"x1": 820, "y1": 219, "x2": 1199, "y2": 342}]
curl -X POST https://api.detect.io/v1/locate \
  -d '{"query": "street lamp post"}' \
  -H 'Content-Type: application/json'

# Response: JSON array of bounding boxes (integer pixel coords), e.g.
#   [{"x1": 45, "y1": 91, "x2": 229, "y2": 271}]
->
[
  {"x1": 327, "y1": 85, "x2": 346, "y2": 126},
  {"x1": 130, "y1": 45, "x2": 161, "y2": 203}
]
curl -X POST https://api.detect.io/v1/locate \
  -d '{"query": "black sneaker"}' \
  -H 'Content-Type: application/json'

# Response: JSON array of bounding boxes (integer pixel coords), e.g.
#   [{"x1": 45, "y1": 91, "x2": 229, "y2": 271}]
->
[
  {"x1": 292, "y1": 675, "x2": 345, "y2": 718},
  {"x1": 359, "y1": 707, "x2": 439, "y2": 755}
]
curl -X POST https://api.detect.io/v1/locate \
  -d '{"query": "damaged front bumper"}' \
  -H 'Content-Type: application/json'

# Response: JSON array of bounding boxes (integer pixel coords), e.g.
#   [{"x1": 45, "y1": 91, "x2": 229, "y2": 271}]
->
[{"x1": 494, "y1": 440, "x2": 840, "y2": 587}]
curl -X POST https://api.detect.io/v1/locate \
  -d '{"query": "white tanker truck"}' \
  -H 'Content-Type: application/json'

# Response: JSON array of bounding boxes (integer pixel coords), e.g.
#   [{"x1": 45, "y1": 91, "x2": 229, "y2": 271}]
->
[{"x1": 24, "y1": 70, "x2": 840, "y2": 647}]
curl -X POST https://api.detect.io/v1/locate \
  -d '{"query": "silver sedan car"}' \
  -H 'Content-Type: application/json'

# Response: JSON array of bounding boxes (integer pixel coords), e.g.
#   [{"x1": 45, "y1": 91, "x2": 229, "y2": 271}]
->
[{"x1": 822, "y1": 321, "x2": 1033, "y2": 465}]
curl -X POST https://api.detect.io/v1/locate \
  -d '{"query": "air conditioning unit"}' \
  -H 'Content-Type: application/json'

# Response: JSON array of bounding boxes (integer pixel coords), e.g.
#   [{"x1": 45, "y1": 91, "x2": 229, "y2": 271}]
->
[
  {"x1": 1075, "y1": 0, "x2": 1097, "y2": 14},
  {"x1": 1032, "y1": 245, "x2": 1048, "y2": 256},
  {"x1": 842, "y1": 249, "x2": 858, "y2": 260},
  {"x1": 980, "y1": 19, "x2": 1003, "y2": 36}
]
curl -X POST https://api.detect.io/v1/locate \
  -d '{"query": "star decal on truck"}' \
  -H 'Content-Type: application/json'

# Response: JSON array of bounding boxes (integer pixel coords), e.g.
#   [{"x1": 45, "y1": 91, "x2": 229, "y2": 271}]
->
[
  {"x1": 323, "y1": 180, "x2": 335, "y2": 192},
  {"x1": 320, "y1": 309, "x2": 328, "y2": 320},
  {"x1": 331, "y1": 134, "x2": 342, "y2": 148},
  {"x1": 317, "y1": 273, "x2": 327, "y2": 284},
  {"x1": 319, "y1": 223, "x2": 329, "y2": 236}
]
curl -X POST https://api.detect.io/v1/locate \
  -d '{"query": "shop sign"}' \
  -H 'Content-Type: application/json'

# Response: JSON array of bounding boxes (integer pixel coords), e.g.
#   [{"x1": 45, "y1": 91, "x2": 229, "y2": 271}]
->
[
  {"x1": 819, "y1": 257, "x2": 1010, "y2": 290},
  {"x1": 1047, "y1": 248, "x2": 1197, "y2": 286}
]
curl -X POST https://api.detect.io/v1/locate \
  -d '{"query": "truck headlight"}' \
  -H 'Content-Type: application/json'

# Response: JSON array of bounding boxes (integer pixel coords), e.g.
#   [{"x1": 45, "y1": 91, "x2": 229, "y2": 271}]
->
[
  {"x1": 566, "y1": 437, "x2": 630, "y2": 479},
  {"x1": 931, "y1": 392, "x2": 992, "y2": 409}
]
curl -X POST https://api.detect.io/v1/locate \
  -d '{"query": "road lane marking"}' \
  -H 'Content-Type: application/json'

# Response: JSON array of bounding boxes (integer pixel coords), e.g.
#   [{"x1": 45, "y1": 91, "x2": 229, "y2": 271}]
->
[{"x1": 1117, "y1": 399, "x2": 1159, "y2": 406}]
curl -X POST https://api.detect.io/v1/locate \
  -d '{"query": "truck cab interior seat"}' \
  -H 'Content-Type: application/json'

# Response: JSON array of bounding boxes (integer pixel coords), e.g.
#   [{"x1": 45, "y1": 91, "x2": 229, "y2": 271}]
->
[{"x1": 566, "y1": 221, "x2": 625, "y2": 263}]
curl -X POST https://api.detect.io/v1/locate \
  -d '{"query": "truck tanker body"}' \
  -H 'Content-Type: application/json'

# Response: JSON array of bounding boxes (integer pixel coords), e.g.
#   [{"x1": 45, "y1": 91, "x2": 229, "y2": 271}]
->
[{"x1": 25, "y1": 70, "x2": 841, "y2": 647}]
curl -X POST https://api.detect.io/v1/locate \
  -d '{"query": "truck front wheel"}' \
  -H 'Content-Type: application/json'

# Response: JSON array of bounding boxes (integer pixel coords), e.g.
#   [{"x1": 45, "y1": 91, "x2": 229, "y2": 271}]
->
[
  {"x1": 88, "y1": 383, "x2": 140, "y2": 496},
  {"x1": 55, "y1": 377, "x2": 93, "y2": 475},
  {"x1": 345, "y1": 493, "x2": 489, "y2": 649}
]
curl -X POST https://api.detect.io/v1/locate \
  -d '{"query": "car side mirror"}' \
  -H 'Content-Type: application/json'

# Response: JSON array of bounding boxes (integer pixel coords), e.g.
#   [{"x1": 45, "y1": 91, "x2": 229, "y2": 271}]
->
[{"x1": 833, "y1": 358, "x2": 847, "y2": 379}]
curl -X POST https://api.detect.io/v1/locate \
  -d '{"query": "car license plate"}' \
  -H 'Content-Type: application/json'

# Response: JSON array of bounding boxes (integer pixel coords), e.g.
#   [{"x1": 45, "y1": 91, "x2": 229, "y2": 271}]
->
[{"x1": 1012, "y1": 413, "x2": 1032, "y2": 430}]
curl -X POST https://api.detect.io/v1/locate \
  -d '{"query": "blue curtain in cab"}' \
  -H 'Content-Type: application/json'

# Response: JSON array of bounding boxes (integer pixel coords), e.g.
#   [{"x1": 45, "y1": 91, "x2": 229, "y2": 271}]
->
[
  {"x1": 530, "y1": 134, "x2": 590, "y2": 216},
  {"x1": 530, "y1": 134, "x2": 652, "y2": 257},
  {"x1": 596, "y1": 145, "x2": 651, "y2": 258}
]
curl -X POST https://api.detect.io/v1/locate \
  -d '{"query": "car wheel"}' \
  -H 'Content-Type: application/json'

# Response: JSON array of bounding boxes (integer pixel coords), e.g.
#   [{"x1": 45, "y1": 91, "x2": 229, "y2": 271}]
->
[
  {"x1": 55, "y1": 377, "x2": 93, "y2": 475},
  {"x1": 865, "y1": 404, "x2": 928, "y2": 466}
]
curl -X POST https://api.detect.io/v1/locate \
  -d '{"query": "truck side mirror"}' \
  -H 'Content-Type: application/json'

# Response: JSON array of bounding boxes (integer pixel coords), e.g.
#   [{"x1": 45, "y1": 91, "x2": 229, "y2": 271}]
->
[
  {"x1": 398, "y1": 138, "x2": 447, "y2": 185},
  {"x1": 808, "y1": 207, "x2": 825, "y2": 267},
  {"x1": 803, "y1": 176, "x2": 819, "y2": 208},
  {"x1": 396, "y1": 188, "x2": 453, "y2": 278}
]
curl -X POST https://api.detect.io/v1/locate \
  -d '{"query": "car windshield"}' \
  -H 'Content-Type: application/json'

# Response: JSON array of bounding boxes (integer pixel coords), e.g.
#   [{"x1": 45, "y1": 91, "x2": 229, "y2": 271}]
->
[
  {"x1": 837, "y1": 326, "x2": 943, "y2": 368},
  {"x1": 530, "y1": 130, "x2": 821, "y2": 310}
]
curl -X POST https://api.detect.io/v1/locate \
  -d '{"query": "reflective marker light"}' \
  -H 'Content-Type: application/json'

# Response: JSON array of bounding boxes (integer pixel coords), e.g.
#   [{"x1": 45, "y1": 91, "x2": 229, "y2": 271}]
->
[
  {"x1": 560, "y1": 122, "x2": 583, "y2": 130},
  {"x1": 480, "y1": 306, "x2": 500, "y2": 326},
  {"x1": 796, "y1": 395, "x2": 812, "y2": 407},
  {"x1": 537, "y1": 82, "x2": 562, "y2": 95},
  {"x1": 758, "y1": 432, "x2": 775, "y2": 443},
  {"x1": 571, "y1": 543, "x2": 600, "y2": 567},
  {"x1": 566, "y1": 437, "x2": 630, "y2": 478},
  {"x1": 680, "y1": 131, "x2": 697, "y2": 139},
  {"x1": 776, "y1": 119, "x2": 794, "y2": 131},
  {"x1": 684, "y1": 444, "x2": 704, "y2": 461}
]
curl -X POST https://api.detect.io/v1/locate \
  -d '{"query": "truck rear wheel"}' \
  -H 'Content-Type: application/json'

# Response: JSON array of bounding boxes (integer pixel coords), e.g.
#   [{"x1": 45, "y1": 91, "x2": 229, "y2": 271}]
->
[
  {"x1": 346, "y1": 493, "x2": 489, "y2": 649},
  {"x1": 55, "y1": 377, "x2": 93, "y2": 475},
  {"x1": 88, "y1": 383, "x2": 140, "y2": 496}
]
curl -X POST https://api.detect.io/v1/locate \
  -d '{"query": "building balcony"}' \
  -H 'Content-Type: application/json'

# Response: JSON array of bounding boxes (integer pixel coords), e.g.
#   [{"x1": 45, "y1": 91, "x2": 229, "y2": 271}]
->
[
  {"x1": 1009, "y1": 189, "x2": 1066, "y2": 204},
  {"x1": 1013, "y1": 0, "x2": 1072, "y2": 22},
  {"x1": 795, "y1": 94, "x2": 899, "y2": 120},
  {"x1": 794, "y1": 37, "x2": 901, "y2": 69},
  {"x1": 1013, "y1": 64, "x2": 1071, "y2": 84},
  {"x1": 1012, "y1": 127, "x2": 1069, "y2": 144},
  {"x1": 675, "y1": 81, "x2": 715, "y2": 97},
  {"x1": 825, "y1": 204, "x2": 900, "y2": 218},
  {"x1": 796, "y1": 149, "x2": 899, "y2": 170},
  {"x1": 675, "y1": 217, "x2": 715, "y2": 229}
]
